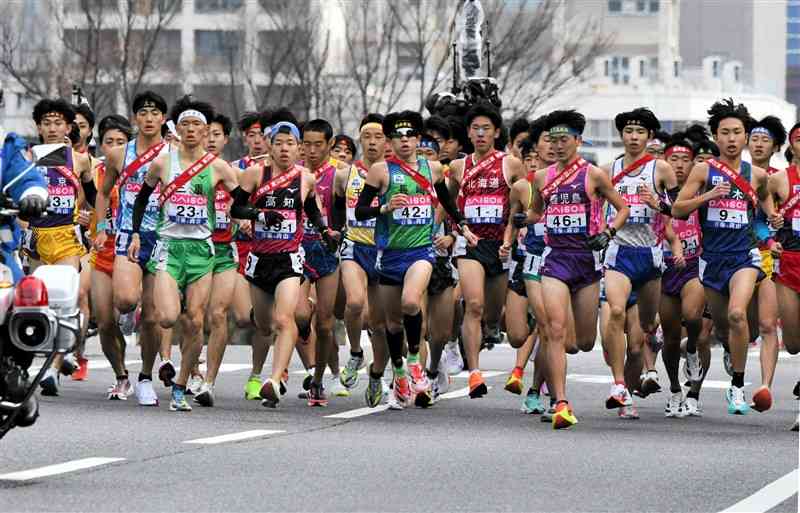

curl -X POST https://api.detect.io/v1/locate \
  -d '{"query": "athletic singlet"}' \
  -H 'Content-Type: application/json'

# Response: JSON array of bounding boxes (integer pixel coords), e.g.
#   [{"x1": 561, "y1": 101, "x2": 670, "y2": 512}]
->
[
  {"x1": 542, "y1": 162, "x2": 603, "y2": 250},
  {"x1": 211, "y1": 186, "x2": 236, "y2": 244},
  {"x1": 375, "y1": 158, "x2": 434, "y2": 250},
  {"x1": 754, "y1": 166, "x2": 782, "y2": 247},
  {"x1": 776, "y1": 165, "x2": 800, "y2": 251},
  {"x1": 700, "y1": 161, "x2": 757, "y2": 253},
  {"x1": 662, "y1": 210, "x2": 702, "y2": 260},
  {"x1": 606, "y1": 157, "x2": 659, "y2": 247},
  {"x1": 31, "y1": 155, "x2": 79, "y2": 228},
  {"x1": 156, "y1": 149, "x2": 216, "y2": 240},
  {"x1": 118, "y1": 140, "x2": 167, "y2": 232},
  {"x1": 523, "y1": 171, "x2": 546, "y2": 253},
  {"x1": 345, "y1": 160, "x2": 376, "y2": 246},
  {"x1": 303, "y1": 161, "x2": 335, "y2": 243},
  {"x1": 457, "y1": 150, "x2": 510, "y2": 240},
  {"x1": 249, "y1": 165, "x2": 303, "y2": 254},
  {"x1": 231, "y1": 156, "x2": 254, "y2": 242}
]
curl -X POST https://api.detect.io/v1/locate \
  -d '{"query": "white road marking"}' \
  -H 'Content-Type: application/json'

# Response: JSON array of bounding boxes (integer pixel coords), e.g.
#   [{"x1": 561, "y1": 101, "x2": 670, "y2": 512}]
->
[
  {"x1": 184, "y1": 430, "x2": 285, "y2": 445},
  {"x1": 202, "y1": 363, "x2": 252, "y2": 374},
  {"x1": 719, "y1": 469, "x2": 798, "y2": 513},
  {"x1": 0, "y1": 457, "x2": 125, "y2": 482},
  {"x1": 566, "y1": 374, "x2": 750, "y2": 389},
  {"x1": 325, "y1": 386, "x2": 493, "y2": 419}
]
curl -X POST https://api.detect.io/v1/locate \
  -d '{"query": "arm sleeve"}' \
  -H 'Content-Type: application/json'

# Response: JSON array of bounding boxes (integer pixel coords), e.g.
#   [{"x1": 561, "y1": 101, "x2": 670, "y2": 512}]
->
[
  {"x1": 82, "y1": 178, "x2": 97, "y2": 208},
  {"x1": 229, "y1": 186, "x2": 258, "y2": 221},
  {"x1": 434, "y1": 179, "x2": 464, "y2": 224},
  {"x1": 354, "y1": 183, "x2": 382, "y2": 220},
  {"x1": 132, "y1": 182, "x2": 155, "y2": 234},
  {"x1": 303, "y1": 194, "x2": 326, "y2": 232},
  {"x1": 331, "y1": 193, "x2": 346, "y2": 232}
]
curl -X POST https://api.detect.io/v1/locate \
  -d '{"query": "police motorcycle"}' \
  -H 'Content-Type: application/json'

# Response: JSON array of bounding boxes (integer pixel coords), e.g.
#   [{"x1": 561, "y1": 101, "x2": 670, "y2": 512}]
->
[{"x1": 0, "y1": 142, "x2": 81, "y2": 440}]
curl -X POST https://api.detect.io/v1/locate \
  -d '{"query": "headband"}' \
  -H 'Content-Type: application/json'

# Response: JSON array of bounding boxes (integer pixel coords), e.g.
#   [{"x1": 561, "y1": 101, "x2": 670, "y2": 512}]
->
[
  {"x1": 166, "y1": 120, "x2": 180, "y2": 140},
  {"x1": 360, "y1": 122, "x2": 383, "y2": 133},
  {"x1": 270, "y1": 121, "x2": 300, "y2": 141},
  {"x1": 665, "y1": 145, "x2": 693, "y2": 158},
  {"x1": 137, "y1": 100, "x2": 163, "y2": 113},
  {"x1": 750, "y1": 126, "x2": 774, "y2": 140},
  {"x1": 392, "y1": 120, "x2": 414, "y2": 132},
  {"x1": 418, "y1": 137, "x2": 440, "y2": 154},
  {"x1": 548, "y1": 125, "x2": 580, "y2": 137},
  {"x1": 177, "y1": 109, "x2": 207, "y2": 125}
]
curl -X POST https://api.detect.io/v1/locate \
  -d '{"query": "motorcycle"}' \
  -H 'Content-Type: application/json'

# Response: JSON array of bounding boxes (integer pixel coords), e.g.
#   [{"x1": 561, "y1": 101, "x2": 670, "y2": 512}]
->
[{"x1": 0, "y1": 143, "x2": 81, "y2": 440}]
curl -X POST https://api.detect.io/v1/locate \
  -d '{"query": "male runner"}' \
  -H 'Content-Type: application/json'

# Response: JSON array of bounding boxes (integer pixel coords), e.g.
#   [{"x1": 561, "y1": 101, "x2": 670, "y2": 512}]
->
[
  {"x1": 507, "y1": 118, "x2": 530, "y2": 159},
  {"x1": 332, "y1": 134, "x2": 356, "y2": 165}
]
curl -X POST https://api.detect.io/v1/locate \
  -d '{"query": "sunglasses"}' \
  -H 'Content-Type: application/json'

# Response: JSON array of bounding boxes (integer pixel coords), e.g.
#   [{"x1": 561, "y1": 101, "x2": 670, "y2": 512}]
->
[{"x1": 391, "y1": 127, "x2": 419, "y2": 139}]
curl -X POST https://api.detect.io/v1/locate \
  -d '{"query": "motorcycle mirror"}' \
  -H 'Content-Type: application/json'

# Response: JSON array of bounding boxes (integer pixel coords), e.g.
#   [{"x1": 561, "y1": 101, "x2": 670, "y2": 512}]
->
[{"x1": 31, "y1": 144, "x2": 69, "y2": 167}]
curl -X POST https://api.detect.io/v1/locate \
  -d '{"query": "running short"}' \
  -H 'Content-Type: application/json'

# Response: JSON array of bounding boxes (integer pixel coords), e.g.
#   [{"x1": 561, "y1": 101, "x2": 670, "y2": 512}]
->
[
  {"x1": 89, "y1": 235, "x2": 115, "y2": 277},
  {"x1": 604, "y1": 243, "x2": 662, "y2": 291},
  {"x1": 340, "y1": 239, "x2": 378, "y2": 284},
  {"x1": 508, "y1": 255, "x2": 527, "y2": 297},
  {"x1": 699, "y1": 248, "x2": 765, "y2": 295},
  {"x1": 522, "y1": 246, "x2": 545, "y2": 282},
  {"x1": 244, "y1": 250, "x2": 304, "y2": 296},
  {"x1": 428, "y1": 256, "x2": 456, "y2": 296},
  {"x1": 115, "y1": 230, "x2": 158, "y2": 272},
  {"x1": 661, "y1": 257, "x2": 700, "y2": 298},
  {"x1": 22, "y1": 225, "x2": 86, "y2": 264},
  {"x1": 302, "y1": 239, "x2": 338, "y2": 283},
  {"x1": 453, "y1": 237, "x2": 509, "y2": 278},
  {"x1": 775, "y1": 249, "x2": 800, "y2": 294},
  {"x1": 541, "y1": 247, "x2": 602, "y2": 293},
  {"x1": 236, "y1": 239, "x2": 252, "y2": 275},
  {"x1": 213, "y1": 241, "x2": 239, "y2": 274},
  {"x1": 376, "y1": 245, "x2": 435, "y2": 286},
  {"x1": 759, "y1": 249, "x2": 774, "y2": 280},
  {"x1": 147, "y1": 238, "x2": 215, "y2": 290}
]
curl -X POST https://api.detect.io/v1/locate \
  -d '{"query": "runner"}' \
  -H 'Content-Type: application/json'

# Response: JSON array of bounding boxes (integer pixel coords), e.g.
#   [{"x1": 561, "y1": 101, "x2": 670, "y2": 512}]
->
[
  {"x1": 507, "y1": 118, "x2": 530, "y2": 159},
  {"x1": 332, "y1": 134, "x2": 356, "y2": 165},
  {"x1": 672, "y1": 98, "x2": 780, "y2": 415},
  {"x1": 447, "y1": 102, "x2": 526, "y2": 398},
  {"x1": 527, "y1": 110, "x2": 630, "y2": 428},
  {"x1": 94, "y1": 91, "x2": 169, "y2": 406},
  {"x1": 128, "y1": 97, "x2": 240, "y2": 412},
  {"x1": 600, "y1": 108, "x2": 678, "y2": 414}
]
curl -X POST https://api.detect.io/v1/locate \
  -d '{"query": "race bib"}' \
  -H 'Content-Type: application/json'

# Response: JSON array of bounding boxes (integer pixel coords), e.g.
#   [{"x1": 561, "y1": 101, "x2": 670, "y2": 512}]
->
[
  {"x1": 392, "y1": 195, "x2": 432, "y2": 225},
  {"x1": 464, "y1": 195, "x2": 504, "y2": 224},
  {"x1": 167, "y1": 193, "x2": 208, "y2": 225},
  {"x1": 617, "y1": 185, "x2": 652, "y2": 224},
  {"x1": 244, "y1": 252, "x2": 258, "y2": 278},
  {"x1": 214, "y1": 190, "x2": 231, "y2": 231},
  {"x1": 545, "y1": 204, "x2": 587, "y2": 234},
  {"x1": 125, "y1": 182, "x2": 160, "y2": 213},
  {"x1": 254, "y1": 209, "x2": 297, "y2": 240},
  {"x1": 792, "y1": 210, "x2": 800, "y2": 236},
  {"x1": 48, "y1": 184, "x2": 75, "y2": 215},
  {"x1": 347, "y1": 197, "x2": 377, "y2": 229},
  {"x1": 523, "y1": 252, "x2": 543, "y2": 276},
  {"x1": 708, "y1": 198, "x2": 748, "y2": 228},
  {"x1": 532, "y1": 222, "x2": 546, "y2": 237}
]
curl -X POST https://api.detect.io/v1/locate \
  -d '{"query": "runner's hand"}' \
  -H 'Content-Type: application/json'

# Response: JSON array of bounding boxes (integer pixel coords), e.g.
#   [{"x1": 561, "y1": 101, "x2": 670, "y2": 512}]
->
[
  {"x1": 770, "y1": 240, "x2": 783, "y2": 259},
  {"x1": 498, "y1": 242, "x2": 512, "y2": 259},
  {"x1": 705, "y1": 182, "x2": 730, "y2": 201},
  {"x1": 77, "y1": 210, "x2": 91, "y2": 228},
  {"x1": 127, "y1": 234, "x2": 140, "y2": 263},
  {"x1": 322, "y1": 228, "x2": 340, "y2": 253},
  {"x1": 768, "y1": 213, "x2": 784, "y2": 230},
  {"x1": 387, "y1": 194, "x2": 408, "y2": 212},
  {"x1": 461, "y1": 224, "x2": 479, "y2": 247},
  {"x1": 258, "y1": 210, "x2": 285, "y2": 227},
  {"x1": 638, "y1": 186, "x2": 660, "y2": 209},
  {"x1": 587, "y1": 230, "x2": 612, "y2": 251},
  {"x1": 238, "y1": 219, "x2": 253, "y2": 237},
  {"x1": 433, "y1": 234, "x2": 454, "y2": 252},
  {"x1": 672, "y1": 253, "x2": 686, "y2": 269},
  {"x1": 93, "y1": 231, "x2": 107, "y2": 251}
]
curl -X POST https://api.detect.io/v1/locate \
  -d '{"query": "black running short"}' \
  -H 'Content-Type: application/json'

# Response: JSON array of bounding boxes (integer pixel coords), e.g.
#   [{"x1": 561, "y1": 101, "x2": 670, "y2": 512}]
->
[
  {"x1": 243, "y1": 251, "x2": 304, "y2": 296},
  {"x1": 428, "y1": 256, "x2": 456, "y2": 296}
]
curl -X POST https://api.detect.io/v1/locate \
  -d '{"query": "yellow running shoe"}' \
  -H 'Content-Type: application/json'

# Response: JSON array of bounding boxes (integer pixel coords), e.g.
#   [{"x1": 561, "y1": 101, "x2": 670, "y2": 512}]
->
[
  {"x1": 552, "y1": 401, "x2": 578, "y2": 430},
  {"x1": 504, "y1": 367, "x2": 524, "y2": 395},
  {"x1": 244, "y1": 375, "x2": 262, "y2": 400}
]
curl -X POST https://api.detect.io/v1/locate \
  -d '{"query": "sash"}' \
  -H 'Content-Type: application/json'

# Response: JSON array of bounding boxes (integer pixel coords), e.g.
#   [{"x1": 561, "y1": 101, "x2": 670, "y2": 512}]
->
[
  {"x1": 158, "y1": 151, "x2": 216, "y2": 208},
  {"x1": 540, "y1": 157, "x2": 588, "y2": 200},
  {"x1": 611, "y1": 155, "x2": 655, "y2": 186},
  {"x1": 251, "y1": 165, "x2": 301, "y2": 204},
  {"x1": 778, "y1": 166, "x2": 800, "y2": 218},
  {"x1": 354, "y1": 160, "x2": 369, "y2": 177},
  {"x1": 386, "y1": 157, "x2": 439, "y2": 207},
  {"x1": 53, "y1": 165, "x2": 81, "y2": 190},
  {"x1": 462, "y1": 150, "x2": 504, "y2": 187},
  {"x1": 116, "y1": 141, "x2": 166, "y2": 190},
  {"x1": 708, "y1": 158, "x2": 758, "y2": 207}
]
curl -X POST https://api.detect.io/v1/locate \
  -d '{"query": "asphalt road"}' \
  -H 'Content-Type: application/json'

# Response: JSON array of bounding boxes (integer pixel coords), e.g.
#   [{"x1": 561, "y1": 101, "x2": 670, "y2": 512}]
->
[{"x1": 1, "y1": 336, "x2": 797, "y2": 513}]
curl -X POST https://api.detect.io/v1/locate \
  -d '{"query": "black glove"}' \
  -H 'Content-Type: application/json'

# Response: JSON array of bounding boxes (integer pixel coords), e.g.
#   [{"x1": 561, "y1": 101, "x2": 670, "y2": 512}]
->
[
  {"x1": 321, "y1": 228, "x2": 340, "y2": 254},
  {"x1": 512, "y1": 212, "x2": 528, "y2": 229},
  {"x1": 258, "y1": 210, "x2": 285, "y2": 227},
  {"x1": 19, "y1": 195, "x2": 47, "y2": 220},
  {"x1": 587, "y1": 230, "x2": 612, "y2": 251}
]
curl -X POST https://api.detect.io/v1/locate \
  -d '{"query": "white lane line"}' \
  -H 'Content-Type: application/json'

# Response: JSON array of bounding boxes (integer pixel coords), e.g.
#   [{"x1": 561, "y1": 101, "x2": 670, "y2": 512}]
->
[
  {"x1": 567, "y1": 374, "x2": 750, "y2": 389},
  {"x1": 201, "y1": 363, "x2": 252, "y2": 374},
  {"x1": 719, "y1": 469, "x2": 798, "y2": 513},
  {"x1": 325, "y1": 386, "x2": 493, "y2": 419},
  {"x1": 0, "y1": 457, "x2": 125, "y2": 482},
  {"x1": 184, "y1": 430, "x2": 285, "y2": 445}
]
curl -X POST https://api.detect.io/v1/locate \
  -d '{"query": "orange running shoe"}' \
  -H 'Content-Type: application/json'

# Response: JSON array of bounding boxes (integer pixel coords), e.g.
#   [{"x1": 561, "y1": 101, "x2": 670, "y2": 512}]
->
[
  {"x1": 552, "y1": 401, "x2": 578, "y2": 430},
  {"x1": 504, "y1": 367, "x2": 524, "y2": 395},
  {"x1": 71, "y1": 357, "x2": 89, "y2": 381},
  {"x1": 468, "y1": 370, "x2": 488, "y2": 398},
  {"x1": 751, "y1": 385, "x2": 772, "y2": 412}
]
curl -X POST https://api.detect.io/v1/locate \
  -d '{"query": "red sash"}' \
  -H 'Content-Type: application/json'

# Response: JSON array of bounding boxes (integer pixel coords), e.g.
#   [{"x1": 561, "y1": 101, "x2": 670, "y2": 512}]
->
[
  {"x1": 779, "y1": 166, "x2": 800, "y2": 218},
  {"x1": 708, "y1": 158, "x2": 758, "y2": 207},
  {"x1": 386, "y1": 157, "x2": 439, "y2": 207},
  {"x1": 354, "y1": 160, "x2": 369, "y2": 177},
  {"x1": 53, "y1": 166, "x2": 81, "y2": 190},
  {"x1": 462, "y1": 150, "x2": 504, "y2": 187},
  {"x1": 611, "y1": 155, "x2": 655, "y2": 186},
  {"x1": 116, "y1": 141, "x2": 166, "y2": 190},
  {"x1": 540, "y1": 157, "x2": 588, "y2": 200},
  {"x1": 251, "y1": 165, "x2": 301, "y2": 204},
  {"x1": 158, "y1": 152, "x2": 216, "y2": 208}
]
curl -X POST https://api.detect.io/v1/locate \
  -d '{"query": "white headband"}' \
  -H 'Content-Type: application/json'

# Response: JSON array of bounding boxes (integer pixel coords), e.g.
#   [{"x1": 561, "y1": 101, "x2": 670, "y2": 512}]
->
[{"x1": 177, "y1": 109, "x2": 207, "y2": 125}]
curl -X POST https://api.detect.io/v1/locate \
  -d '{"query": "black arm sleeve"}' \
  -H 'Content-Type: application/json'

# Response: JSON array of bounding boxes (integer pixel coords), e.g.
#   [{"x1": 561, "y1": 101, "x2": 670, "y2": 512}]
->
[
  {"x1": 229, "y1": 186, "x2": 259, "y2": 221},
  {"x1": 434, "y1": 179, "x2": 464, "y2": 224},
  {"x1": 132, "y1": 181, "x2": 155, "y2": 234},
  {"x1": 331, "y1": 193, "x2": 346, "y2": 232},
  {"x1": 666, "y1": 185, "x2": 681, "y2": 204},
  {"x1": 82, "y1": 178, "x2": 97, "y2": 208},
  {"x1": 304, "y1": 194, "x2": 326, "y2": 232},
  {"x1": 355, "y1": 184, "x2": 382, "y2": 221}
]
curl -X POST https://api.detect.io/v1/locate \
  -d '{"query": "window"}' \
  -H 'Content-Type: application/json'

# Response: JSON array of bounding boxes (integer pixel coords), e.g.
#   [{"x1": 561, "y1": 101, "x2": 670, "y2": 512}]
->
[
  {"x1": 131, "y1": 0, "x2": 181, "y2": 15},
  {"x1": 195, "y1": 30, "x2": 243, "y2": 68},
  {"x1": 790, "y1": 4, "x2": 800, "y2": 18},
  {"x1": 649, "y1": 57, "x2": 658, "y2": 79},
  {"x1": 649, "y1": 0, "x2": 659, "y2": 12},
  {"x1": 639, "y1": 59, "x2": 645, "y2": 78},
  {"x1": 193, "y1": 85, "x2": 243, "y2": 118},
  {"x1": 609, "y1": 56, "x2": 630, "y2": 84},
  {"x1": 788, "y1": 52, "x2": 800, "y2": 67},
  {"x1": 131, "y1": 29, "x2": 181, "y2": 69},
  {"x1": 790, "y1": 38, "x2": 800, "y2": 50},
  {"x1": 196, "y1": 0, "x2": 243, "y2": 13},
  {"x1": 63, "y1": 29, "x2": 120, "y2": 67},
  {"x1": 636, "y1": 0, "x2": 646, "y2": 11},
  {"x1": 604, "y1": 59, "x2": 610, "y2": 77},
  {"x1": 608, "y1": 0, "x2": 622, "y2": 12},
  {"x1": 256, "y1": 85, "x2": 306, "y2": 114},
  {"x1": 257, "y1": 30, "x2": 302, "y2": 73},
  {"x1": 712, "y1": 60, "x2": 720, "y2": 78},
  {"x1": 673, "y1": 60, "x2": 680, "y2": 77},
  {"x1": 397, "y1": 42, "x2": 422, "y2": 78}
]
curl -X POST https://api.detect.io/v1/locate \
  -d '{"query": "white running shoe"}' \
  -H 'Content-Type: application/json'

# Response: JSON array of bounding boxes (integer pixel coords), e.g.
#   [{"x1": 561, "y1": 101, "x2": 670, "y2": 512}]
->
[
  {"x1": 443, "y1": 341, "x2": 463, "y2": 375},
  {"x1": 684, "y1": 397, "x2": 703, "y2": 416},
  {"x1": 194, "y1": 382, "x2": 215, "y2": 407},
  {"x1": 381, "y1": 377, "x2": 390, "y2": 400},
  {"x1": 135, "y1": 379, "x2": 159, "y2": 406},
  {"x1": 606, "y1": 383, "x2": 633, "y2": 408},
  {"x1": 327, "y1": 374, "x2": 350, "y2": 398},
  {"x1": 665, "y1": 391, "x2": 686, "y2": 418},
  {"x1": 683, "y1": 351, "x2": 703, "y2": 382},
  {"x1": 387, "y1": 393, "x2": 403, "y2": 410},
  {"x1": 187, "y1": 374, "x2": 204, "y2": 396},
  {"x1": 40, "y1": 367, "x2": 59, "y2": 396}
]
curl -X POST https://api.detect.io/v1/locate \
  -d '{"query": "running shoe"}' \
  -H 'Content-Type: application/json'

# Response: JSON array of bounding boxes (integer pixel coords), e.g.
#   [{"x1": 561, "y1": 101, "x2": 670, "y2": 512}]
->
[
  {"x1": 71, "y1": 357, "x2": 89, "y2": 381},
  {"x1": 722, "y1": 349, "x2": 733, "y2": 378},
  {"x1": 303, "y1": 372, "x2": 313, "y2": 391},
  {"x1": 260, "y1": 379, "x2": 280, "y2": 408},
  {"x1": 387, "y1": 393, "x2": 403, "y2": 410},
  {"x1": 135, "y1": 379, "x2": 159, "y2": 406},
  {"x1": 393, "y1": 375, "x2": 412, "y2": 407},
  {"x1": 118, "y1": 310, "x2": 138, "y2": 336},
  {"x1": 541, "y1": 404, "x2": 555, "y2": 423},
  {"x1": 606, "y1": 383, "x2": 633, "y2": 409},
  {"x1": 432, "y1": 370, "x2": 449, "y2": 403},
  {"x1": 552, "y1": 401, "x2": 577, "y2": 429},
  {"x1": 725, "y1": 385, "x2": 750, "y2": 415},
  {"x1": 169, "y1": 386, "x2": 192, "y2": 412},
  {"x1": 364, "y1": 374, "x2": 383, "y2": 408},
  {"x1": 504, "y1": 367, "x2": 524, "y2": 395},
  {"x1": 381, "y1": 377, "x2": 391, "y2": 400},
  {"x1": 665, "y1": 391, "x2": 686, "y2": 418},
  {"x1": 158, "y1": 360, "x2": 176, "y2": 387},
  {"x1": 40, "y1": 368, "x2": 59, "y2": 396},
  {"x1": 684, "y1": 397, "x2": 703, "y2": 417},
  {"x1": 647, "y1": 327, "x2": 664, "y2": 353},
  {"x1": 750, "y1": 386, "x2": 772, "y2": 412},
  {"x1": 640, "y1": 370, "x2": 661, "y2": 396},
  {"x1": 443, "y1": 341, "x2": 463, "y2": 375},
  {"x1": 791, "y1": 415, "x2": 799, "y2": 432},
  {"x1": 481, "y1": 326, "x2": 502, "y2": 351},
  {"x1": 244, "y1": 375, "x2": 262, "y2": 400},
  {"x1": 307, "y1": 382, "x2": 328, "y2": 407},
  {"x1": 618, "y1": 405, "x2": 640, "y2": 420},
  {"x1": 683, "y1": 351, "x2": 703, "y2": 383},
  {"x1": 408, "y1": 363, "x2": 430, "y2": 395},
  {"x1": 327, "y1": 374, "x2": 350, "y2": 398},
  {"x1": 521, "y1": 390, "x2": 545, "y2": 414},
  {"x1": 107, "y1": 379, "x2": 132, "y2": 400},
  {"x1": 341, "y1": 353, "x2": 365, "y2": 389},
  {"x1": 468, "y1": 370, "x2": 488, "y2": 398},
  {"x1": 187, "y1": 374, "x2": 204, "y2": 396},
  {"x1": 60, "y1": 353, "x2": 78, "y2": 376},
  {"x1": 793, "y1": 380, "x2": 799, "y2": 398},
  {"x1": 194, "y1": 382, "x2": 215, "y2": 407}
]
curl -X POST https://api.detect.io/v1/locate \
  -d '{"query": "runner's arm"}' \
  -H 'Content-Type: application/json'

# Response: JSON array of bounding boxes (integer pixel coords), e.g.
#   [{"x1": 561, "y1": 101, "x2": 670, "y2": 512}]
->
[
  {"x1": 354, "y1": 162, "x2": 387, "y2": 221},
  {"x1": 432, "y1": 161, "x2": 465, "y2": 225},
  {"x1": 672, "y1": 163, "x2": 713, "y2": 219},
  {"x1": 131, "y1": 158, "x2": 162, "y2": 234},
  {"x1": 755, "y1": 166, "x2": 781, "y2": 228},
  {"x1": 592, "y1": 165, "x2": 629, "y2": 233}
]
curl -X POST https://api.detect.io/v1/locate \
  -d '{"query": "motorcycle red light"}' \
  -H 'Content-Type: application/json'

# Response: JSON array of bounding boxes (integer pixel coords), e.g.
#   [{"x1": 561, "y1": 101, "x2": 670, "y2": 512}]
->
[{"x1": 14, "y1": 276, "x2": 48, "y2": 307}]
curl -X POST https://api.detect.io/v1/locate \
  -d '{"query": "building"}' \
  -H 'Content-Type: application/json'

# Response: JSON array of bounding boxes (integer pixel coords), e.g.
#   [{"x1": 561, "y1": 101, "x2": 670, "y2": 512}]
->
[{"x1": 788, "y1": 0, "x2": 800, "y2": 112}]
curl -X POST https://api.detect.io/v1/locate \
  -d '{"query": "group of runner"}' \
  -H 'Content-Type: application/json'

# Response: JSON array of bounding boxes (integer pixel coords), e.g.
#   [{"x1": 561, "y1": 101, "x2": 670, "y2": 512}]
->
[{"x1": 24, "y1": 91, "x2": 799, "y2": 429}]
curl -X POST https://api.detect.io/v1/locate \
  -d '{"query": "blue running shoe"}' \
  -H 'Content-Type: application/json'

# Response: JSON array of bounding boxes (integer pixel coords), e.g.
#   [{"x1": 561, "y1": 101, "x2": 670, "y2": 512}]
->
[
  {"x1": 170, "y1": 386, "x2": 192, "y2": 412},
  {"x1": 726, "y1": 385, "x2": 750, "y2": 415},
  {"x1": 521, "y1": 389, "x2": 545, "y2": 414}
]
